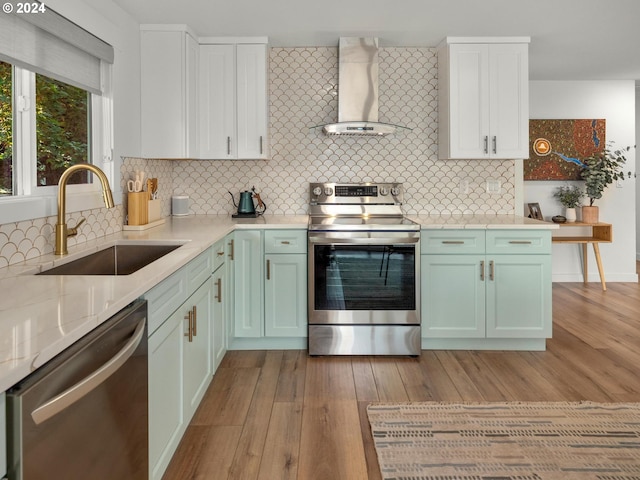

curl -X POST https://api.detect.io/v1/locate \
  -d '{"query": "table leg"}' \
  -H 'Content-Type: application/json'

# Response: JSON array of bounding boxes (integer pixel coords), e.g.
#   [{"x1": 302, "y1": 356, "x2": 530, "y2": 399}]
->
[
  {"x1": 582, "y1": 243, "x2": 588, "y2": 284},
  {"x1": 592, "y1": 242, "x2": 607, "y2": 291}
]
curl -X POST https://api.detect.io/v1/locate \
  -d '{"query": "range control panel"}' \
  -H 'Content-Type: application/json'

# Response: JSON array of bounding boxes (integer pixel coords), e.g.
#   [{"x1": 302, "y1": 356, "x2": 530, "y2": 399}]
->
[{"x1": 309, "y1": 182, "x2": 403, "y2": 205}]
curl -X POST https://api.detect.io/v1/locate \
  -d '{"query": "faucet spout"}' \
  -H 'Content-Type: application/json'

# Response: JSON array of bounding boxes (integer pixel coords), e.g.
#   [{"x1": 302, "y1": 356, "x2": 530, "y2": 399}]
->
[{"x1": 56, "y1": 163, "x2": 115, "y2": 255}]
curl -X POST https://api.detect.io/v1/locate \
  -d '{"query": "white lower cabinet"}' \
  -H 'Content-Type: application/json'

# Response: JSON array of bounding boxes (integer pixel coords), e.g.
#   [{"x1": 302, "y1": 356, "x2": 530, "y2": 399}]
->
[
  {"x1": 421, "y1": 229, "x2": 552, "y2": 349},
  {"x1": 147, "y1": 250, "x2": 213, "y2": 480}
]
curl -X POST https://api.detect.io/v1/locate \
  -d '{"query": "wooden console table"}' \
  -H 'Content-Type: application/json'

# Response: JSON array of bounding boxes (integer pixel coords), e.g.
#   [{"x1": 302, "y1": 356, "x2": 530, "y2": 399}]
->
[{"x1": 551, "y1": 222, "x2": 612, "y2": 291}]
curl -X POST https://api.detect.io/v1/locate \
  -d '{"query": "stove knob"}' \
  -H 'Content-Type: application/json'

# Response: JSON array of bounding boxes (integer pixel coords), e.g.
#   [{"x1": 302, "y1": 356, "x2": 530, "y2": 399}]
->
[
  {"x1": 379, "y1": 187, "x2": 389, "y2": 196},
  {"x1": 323, "y1": 187, "x2": 334, "y2": 196},
  {"x1": 390, "y1": 187, "x2": 400, "y2": 197},
  {"x1": 312, "y1": 186, "x2": 322, "y2": 196}
]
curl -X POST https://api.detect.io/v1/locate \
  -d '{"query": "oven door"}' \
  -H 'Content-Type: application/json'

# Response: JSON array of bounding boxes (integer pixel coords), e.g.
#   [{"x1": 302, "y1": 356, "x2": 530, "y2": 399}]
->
[{"x1": 308, "y1": 231, "x2": 420, "y2": 326}]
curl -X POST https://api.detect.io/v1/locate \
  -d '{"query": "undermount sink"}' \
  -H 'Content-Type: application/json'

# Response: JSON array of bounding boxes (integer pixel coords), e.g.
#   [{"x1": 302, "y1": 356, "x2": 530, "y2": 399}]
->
[{"x1": 38, "y1": 243, "x2": 184, "y2": 276}]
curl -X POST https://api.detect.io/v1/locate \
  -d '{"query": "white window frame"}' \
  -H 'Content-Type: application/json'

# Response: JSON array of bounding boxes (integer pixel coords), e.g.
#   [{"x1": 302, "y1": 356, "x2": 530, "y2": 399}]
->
[{"x1": 0, "y1": 62, "x2": 114, "y2": 224}]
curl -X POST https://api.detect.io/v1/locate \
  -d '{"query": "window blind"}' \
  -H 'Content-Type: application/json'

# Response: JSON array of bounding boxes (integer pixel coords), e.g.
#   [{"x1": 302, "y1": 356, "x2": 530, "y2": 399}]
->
[{"x1": 0, "y1": 4, "x2": 114, "y2": 94}]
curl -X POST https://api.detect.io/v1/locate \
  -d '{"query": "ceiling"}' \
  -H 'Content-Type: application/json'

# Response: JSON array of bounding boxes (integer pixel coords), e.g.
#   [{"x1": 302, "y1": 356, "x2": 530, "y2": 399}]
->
[{"x1": 113, "y1": 0, "x2": 640, "y2": 82}]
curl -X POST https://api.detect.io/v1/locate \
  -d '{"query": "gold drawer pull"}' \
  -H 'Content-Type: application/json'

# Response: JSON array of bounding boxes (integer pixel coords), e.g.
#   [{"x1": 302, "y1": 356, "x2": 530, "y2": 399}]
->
[
  {"x1": 442, "y1": 240, "x2": 464, "y2": 245},
  {"x1": 480, "y1": 260, "x2": 485, "y2": 281},
  {"x1": 266, "y1": 259, "x2": 271, "y2": 280},
  {"x1": 509, "y1": 240, "x2": 533, "y2": 244},
  {"x1": 184, "y1": 310, "x2": 193, "y2": 343},
  {"x1": 215, "y1": 278, "x2": 222, "y2": 303},
  {"x1": 280, "y1": 240, "x2": 291, "y2": 245}
]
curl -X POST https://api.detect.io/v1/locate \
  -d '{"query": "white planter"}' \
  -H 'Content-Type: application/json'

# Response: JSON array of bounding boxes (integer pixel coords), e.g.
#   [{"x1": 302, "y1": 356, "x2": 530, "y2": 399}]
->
[{"x1": 565, "y1": 207, "x2": 577, "y2": 222}]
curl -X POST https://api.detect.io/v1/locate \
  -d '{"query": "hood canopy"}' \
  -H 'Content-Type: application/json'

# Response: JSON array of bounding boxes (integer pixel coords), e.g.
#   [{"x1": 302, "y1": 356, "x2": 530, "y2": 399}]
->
[{"x1": 312, "y1": 37, "x2": 411, "y2": 137}]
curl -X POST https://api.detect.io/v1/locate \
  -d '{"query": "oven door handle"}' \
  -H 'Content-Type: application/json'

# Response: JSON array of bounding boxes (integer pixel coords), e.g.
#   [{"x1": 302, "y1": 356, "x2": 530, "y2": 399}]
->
[{"x1": 308, "y1": 235, "x2": 420, "y2": 245}]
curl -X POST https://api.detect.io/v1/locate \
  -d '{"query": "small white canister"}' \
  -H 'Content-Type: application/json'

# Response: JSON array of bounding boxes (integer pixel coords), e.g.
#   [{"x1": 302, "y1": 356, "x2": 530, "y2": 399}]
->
[{"x1": 171, "y1": 195, "x2": 189, "y2": 216}]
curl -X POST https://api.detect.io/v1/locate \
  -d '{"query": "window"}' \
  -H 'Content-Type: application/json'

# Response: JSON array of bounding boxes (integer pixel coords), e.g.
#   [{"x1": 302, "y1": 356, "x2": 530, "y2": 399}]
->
[
  {"x1": 0, "y1": 5, "x2": 114, "y2": 223},
  {"x1": 0, "y1": 61, "x2": 12, "y2": 196},
  {"x1": 1, "y1": 62, "x2": 93, "y2": 195},
  {"x1": 35, "y1": 73, "x2": 91, "y2": 187}
]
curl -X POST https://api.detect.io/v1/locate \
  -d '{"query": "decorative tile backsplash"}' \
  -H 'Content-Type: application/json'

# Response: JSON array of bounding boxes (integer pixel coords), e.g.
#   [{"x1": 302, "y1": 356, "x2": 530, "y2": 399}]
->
[
  {"x1": 0, "y1": 46, "x2": 516, "y2": 267},
  {"x1": 165, "y1": 47, "x2": 515, "y2": 216}
]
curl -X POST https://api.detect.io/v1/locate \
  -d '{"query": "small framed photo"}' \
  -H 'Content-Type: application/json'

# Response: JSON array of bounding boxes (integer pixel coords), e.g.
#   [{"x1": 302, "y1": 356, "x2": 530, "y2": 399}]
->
[{"x1": 528, "y1": 203, "x2": 544, "y2": 220}]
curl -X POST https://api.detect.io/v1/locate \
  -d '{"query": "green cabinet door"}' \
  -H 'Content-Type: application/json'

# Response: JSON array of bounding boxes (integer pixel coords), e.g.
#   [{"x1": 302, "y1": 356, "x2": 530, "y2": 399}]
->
[
  {"x1": 421, "y1": 254, "x2": 486, "y2": 337},
  {"x1": 183, "y1": 278, "x2": 213, "y2": 421},
  {"x1": 264, "y1": 253, "x2": 307, "y2": 337},
  {"x1": 232, "y1": 230, "x2": 264, "y2": 337},
  {"x1": 486, "y1": 254, "x2": 552, "y2": 338},
  {"x1": 148, "y1": 306, "x2": 184, "y2": 480},
  {"x1": 212, "y1": 264, "x2": 226, "y2": 371}
]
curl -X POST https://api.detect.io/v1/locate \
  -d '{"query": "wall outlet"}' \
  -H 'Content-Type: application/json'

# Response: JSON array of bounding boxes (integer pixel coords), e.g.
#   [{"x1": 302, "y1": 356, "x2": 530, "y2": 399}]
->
[{"x1": 486, "y1": 179, "x2": 502, "y2": 194}]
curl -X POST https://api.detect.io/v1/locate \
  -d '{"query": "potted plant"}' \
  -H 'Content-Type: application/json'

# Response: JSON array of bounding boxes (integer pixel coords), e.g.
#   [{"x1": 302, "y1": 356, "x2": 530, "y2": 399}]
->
[
  {"x1": 552, "y1": 184, "x2": 584, "y2": 222},
  {"x1": 580, "y1": 143, "x2": 634, "y2": 223}
]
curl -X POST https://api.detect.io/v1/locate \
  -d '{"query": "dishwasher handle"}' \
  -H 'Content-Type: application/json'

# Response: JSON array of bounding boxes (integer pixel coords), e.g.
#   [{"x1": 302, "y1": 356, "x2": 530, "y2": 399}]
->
[{"x1": 31, "y1": 317, "x2": 146, "y2": 425}]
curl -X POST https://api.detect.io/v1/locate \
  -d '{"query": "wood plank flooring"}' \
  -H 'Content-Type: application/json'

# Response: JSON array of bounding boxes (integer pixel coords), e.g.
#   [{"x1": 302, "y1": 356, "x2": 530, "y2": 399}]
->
[{"x1": 163, "y1": 270, "x2": 640, "y2": 480}]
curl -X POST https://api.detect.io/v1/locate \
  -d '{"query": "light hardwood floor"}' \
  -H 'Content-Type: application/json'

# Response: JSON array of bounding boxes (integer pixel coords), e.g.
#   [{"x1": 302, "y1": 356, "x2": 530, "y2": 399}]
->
[{"x1": 163, "y1": 268, "x2": 640, "y2": 480}]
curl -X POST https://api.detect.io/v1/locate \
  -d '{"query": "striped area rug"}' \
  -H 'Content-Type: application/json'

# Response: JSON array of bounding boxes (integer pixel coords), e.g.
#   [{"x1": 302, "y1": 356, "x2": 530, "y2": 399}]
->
[{"x1": 367, "y1": 402, "x2": 640, "y2": 480}]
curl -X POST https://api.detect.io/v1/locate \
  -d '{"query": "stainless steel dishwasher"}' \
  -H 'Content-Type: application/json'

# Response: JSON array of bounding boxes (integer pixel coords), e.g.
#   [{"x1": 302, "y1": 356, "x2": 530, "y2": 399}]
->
[{"x1": 6, "y1": 300, "x2": 148, "y2": 480}]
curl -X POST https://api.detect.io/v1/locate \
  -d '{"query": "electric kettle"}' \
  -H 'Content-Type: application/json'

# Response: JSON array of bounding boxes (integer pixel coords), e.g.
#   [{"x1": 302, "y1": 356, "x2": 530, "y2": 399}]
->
[{"x1": 229, "y1": 187, "x2": 266, "y2": 218}]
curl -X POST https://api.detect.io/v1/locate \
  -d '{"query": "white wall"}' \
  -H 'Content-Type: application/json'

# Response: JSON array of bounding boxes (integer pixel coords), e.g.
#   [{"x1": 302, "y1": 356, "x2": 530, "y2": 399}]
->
[{"x1": 526, "y1": 81, "x2": 637, "y2": 282}]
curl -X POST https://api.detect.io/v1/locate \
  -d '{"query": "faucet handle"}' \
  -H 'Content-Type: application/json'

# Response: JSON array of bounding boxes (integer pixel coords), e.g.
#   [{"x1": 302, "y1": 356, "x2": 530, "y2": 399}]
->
[{"x1": 67, "y1": 218, "x2": 86, "y2": 237}]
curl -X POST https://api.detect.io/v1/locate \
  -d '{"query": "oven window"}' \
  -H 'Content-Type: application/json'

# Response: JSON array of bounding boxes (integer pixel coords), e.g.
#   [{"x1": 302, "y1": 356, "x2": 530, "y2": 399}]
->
[{"x1": 313, "y1": 244, "x2": 415, "y2": 310}]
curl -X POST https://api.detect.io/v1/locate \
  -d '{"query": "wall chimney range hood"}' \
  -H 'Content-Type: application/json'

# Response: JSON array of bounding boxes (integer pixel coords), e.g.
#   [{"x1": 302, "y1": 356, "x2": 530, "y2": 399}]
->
[{"x1": 313, "y1": 37, "x2": 411, "y2": 136}]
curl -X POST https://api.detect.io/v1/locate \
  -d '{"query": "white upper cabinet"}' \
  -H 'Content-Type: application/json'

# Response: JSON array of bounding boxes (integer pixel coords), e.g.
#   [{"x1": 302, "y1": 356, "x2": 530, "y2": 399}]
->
[
  {"x1": 438, "y1": 38, "x2": 529, "y2": 160},
  {"x1": 199, "y1": 40, "x2": 268, "y2": 159},
  {"x1": 141, "y1": 25, "x2": 199, "y2": 159}
]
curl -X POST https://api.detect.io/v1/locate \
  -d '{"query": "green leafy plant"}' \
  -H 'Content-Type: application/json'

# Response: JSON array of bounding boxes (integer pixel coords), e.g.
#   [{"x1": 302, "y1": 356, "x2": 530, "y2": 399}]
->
[
  {"x1": 553, "y1": 184, "x2": 584, "y2": 208},
  {"x1": 580, "y1": 143, "x2": 635, "y2": 206}
]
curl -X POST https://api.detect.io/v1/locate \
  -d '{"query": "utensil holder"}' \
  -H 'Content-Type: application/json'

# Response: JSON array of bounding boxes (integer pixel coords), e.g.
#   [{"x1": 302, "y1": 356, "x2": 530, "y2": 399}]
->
[
  {"x1": 148, "y1": 199, "x2": 161, "y2": 222},
  {"x1": 128, "y1": 192, "x2": 148, "y2": 225}
]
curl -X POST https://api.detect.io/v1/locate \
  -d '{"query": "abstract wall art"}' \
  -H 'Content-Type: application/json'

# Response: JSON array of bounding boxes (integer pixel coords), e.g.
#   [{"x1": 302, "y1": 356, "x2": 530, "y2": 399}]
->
[{"x1": 524, "y1": 119, "x2": 606, "y2": 180}]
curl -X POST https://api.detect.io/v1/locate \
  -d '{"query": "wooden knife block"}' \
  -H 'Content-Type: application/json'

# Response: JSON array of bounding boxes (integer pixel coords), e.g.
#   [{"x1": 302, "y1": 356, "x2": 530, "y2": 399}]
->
[{"x1": 128, "y1": 192, "x2": 148, "y2": 225}]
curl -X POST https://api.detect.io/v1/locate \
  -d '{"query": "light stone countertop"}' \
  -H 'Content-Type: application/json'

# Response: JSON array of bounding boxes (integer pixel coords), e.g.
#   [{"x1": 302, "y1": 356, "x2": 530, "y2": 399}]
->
[
  {"x1": 0, "y1": 213, "x2": 555, "y2": 391},
  {"x1": 0, "y1": 214, "x2": 308, "y2": 392},
  {"x1": 409, "y1": 214, "x2": 559, "y2": 230}
]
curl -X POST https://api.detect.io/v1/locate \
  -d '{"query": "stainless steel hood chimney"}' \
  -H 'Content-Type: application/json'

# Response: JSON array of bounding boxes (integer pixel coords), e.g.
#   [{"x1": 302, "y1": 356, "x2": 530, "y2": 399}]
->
[{"x1": 314, "y1": 38, "x2": 411, "y2": 136}]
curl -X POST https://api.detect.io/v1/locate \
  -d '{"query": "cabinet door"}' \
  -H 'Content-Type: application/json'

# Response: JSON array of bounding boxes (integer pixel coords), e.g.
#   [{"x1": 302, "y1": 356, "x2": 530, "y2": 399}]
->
[
  {"x1": 148, "y1": 310, "x2": 184, "y2": 480},
  {"x1": 447, "y1": 43, "x2": 490, "y2": 159},
  {"x1": 183, "y1": 279, "x2": 213, "y2": 422},
  {"x1": 265, "y1": 253, "x2": 307, "y2": 337},
  {"x1": 236, "y1": 44, "x2": 268, "y2": 159},
  {"x1": 141, "y1": 28, "x2": 197, "y2": 158},
  {"x1": 488, "y1": 43, "x2": 529, "y2": 159},
  {"x1": 233, "y1": 230, "x2": 264, "y2": 337},
  {"x1": 212, "y1": 266, "x2": 227, "y2": 371},
  {"x1": 485, "y1": 255, "x2": 552, "y2": 338},
  {"x1": 199, "y1": 44, "x2": 236, "y2": 159},
  {"x1": 421, "y1": 254, "x2": 486, "y2": 338}
]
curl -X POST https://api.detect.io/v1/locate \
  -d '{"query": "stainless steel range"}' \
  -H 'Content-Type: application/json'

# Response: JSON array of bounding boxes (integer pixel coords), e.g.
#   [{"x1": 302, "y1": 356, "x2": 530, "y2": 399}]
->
[{"x1": 307, "y1": 182, "x2": 421, "y2": 355}]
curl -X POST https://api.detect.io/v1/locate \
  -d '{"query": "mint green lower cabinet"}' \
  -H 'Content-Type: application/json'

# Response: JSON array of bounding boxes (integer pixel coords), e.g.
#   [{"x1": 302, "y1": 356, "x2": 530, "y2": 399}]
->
[
  {"x1": 265, "y1": 253, "x2": 307, "y2": 337},
  {"x1": 212, "y1": 264, "x2": 227, "y2": 371},
  {"x1": 486, "y1": 254, "x2": 552, "y2": 337},
  {"x1": 232, "y1": 230, "x2": 264, "y2": 338},
  {"x1": 421, "y1": 254, "x2": 486, "y2": 337},
  {"x1": 421, "y1": 229, "x2": 552, "y2": 350},
  {"x1": 183, "y1": 279, "x2": 213, "y2": 421},
  {"x1": 1, "y1": 392, "x2": 6, "y2": 479},
  {"x1": 148, "y1": 306, "x2": 184, "y2": 480}
]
